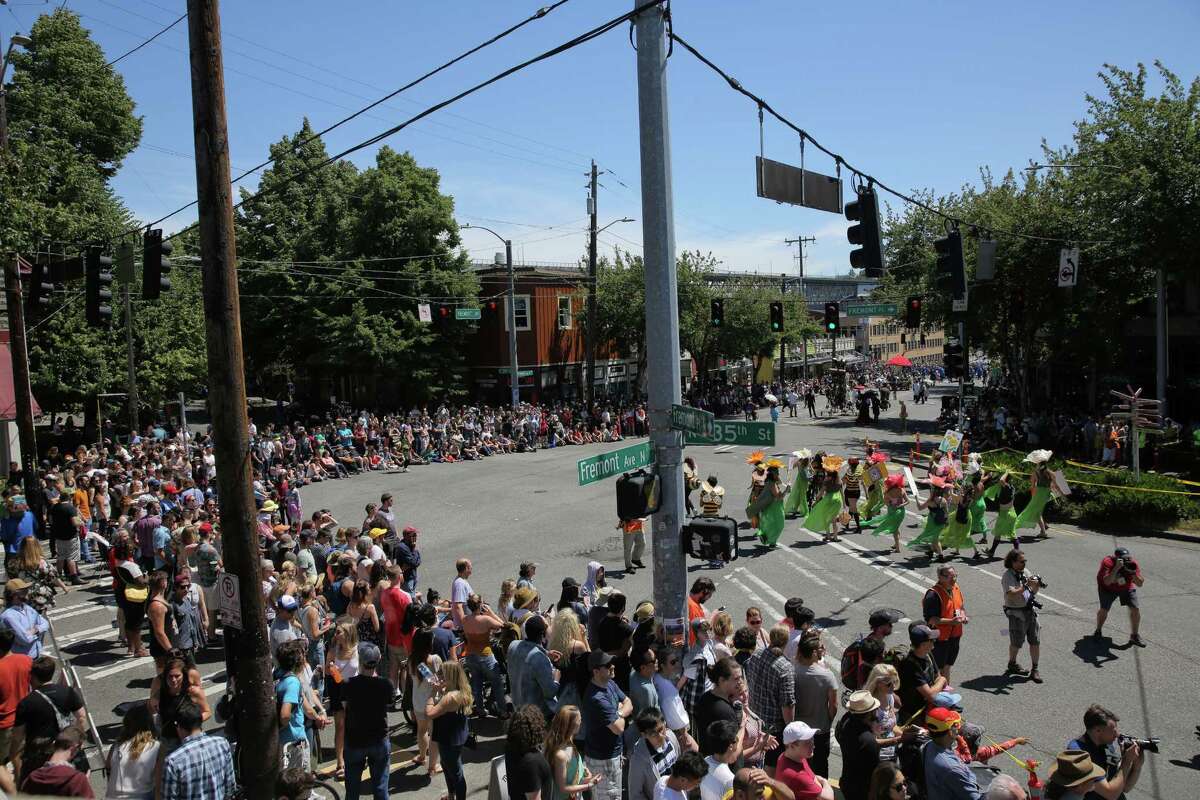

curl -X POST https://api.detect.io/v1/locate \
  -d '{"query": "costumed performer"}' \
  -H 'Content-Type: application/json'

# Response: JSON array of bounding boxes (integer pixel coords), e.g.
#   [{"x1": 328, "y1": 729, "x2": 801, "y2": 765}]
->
[
  {"x1": 755, "y1": 459, "x2": 788, "y2": 548},
  {"x1": 784, "y1": 449, "x2": 812, "y2": 518},
  {"x1": 986, "y1": 471, "x2": 1018, "y2": 559},
  {"x1": 805, "y1": 455, "x2": 845, "y2": 542},
  {"x1": 1014, "y1": 449, "x2": 1056, "y2": 539},
  {"x1": 862, "y1": 452, "x2": 888, "y2": 519},
  {"x1": 745, "y1": 451, "x2": 767, "y2": 528},
  {"x1": 965, "y1": 456, "x2": 990, "y2": 542},
  {"x1": 910, "y1": 477, "x2": 948, "y2": 560},
  {"x1": 699, "y1": 475, "x2": 725, "y2": 518},
  {"x1": 842, "y1": 456, "x2": 865, "y2": 533},
  {"x1": 941, "y1": 478, "x2": 983, "y2": 560},
  {"x1": 683, "y1": 456, "x2": 700, "y2": 516},
  {"x1": 865, "y1": 473, "x2": 908, "y2": 554}
]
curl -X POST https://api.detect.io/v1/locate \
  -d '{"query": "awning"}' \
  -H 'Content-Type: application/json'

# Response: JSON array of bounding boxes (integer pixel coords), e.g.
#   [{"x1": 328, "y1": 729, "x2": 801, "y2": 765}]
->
[{"x1": 0, "y1": 344, "x2": 42, "y2": 421}]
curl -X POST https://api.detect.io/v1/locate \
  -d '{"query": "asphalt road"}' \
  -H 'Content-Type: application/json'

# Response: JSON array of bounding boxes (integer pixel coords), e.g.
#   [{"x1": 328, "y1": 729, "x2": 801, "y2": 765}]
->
[{"x1": 42, "y1": 385, "x2": 1200, "y2": 799}]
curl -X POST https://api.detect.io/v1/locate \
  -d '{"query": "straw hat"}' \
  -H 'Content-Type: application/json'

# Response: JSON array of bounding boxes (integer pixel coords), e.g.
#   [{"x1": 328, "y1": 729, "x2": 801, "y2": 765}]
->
[{"x1": 845, "y1": 691, "x2": 880, "y2": 714}]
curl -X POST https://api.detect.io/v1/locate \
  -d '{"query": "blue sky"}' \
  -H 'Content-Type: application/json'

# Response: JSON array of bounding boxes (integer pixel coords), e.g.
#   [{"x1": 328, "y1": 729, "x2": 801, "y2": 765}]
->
[{"x1": 7, "y1": 0, "x2": 1199, "y2": 275}]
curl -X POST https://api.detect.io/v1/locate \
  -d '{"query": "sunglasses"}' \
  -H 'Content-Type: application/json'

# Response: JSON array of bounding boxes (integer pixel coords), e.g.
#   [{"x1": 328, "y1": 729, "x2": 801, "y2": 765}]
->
[{"x1": 748, "y1": 619, "x2": 762, "y2": 625}]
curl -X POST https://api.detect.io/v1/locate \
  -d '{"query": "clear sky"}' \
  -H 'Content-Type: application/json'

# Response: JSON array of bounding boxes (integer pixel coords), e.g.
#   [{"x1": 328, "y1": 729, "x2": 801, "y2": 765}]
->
[{"x1": 7, "y1": 0, "x2": 1199, "y2": 275}]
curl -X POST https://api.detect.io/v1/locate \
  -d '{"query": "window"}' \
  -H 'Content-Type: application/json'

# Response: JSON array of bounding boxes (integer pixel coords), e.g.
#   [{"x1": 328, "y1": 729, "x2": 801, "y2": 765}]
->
[
  {"x1": 507, "y1": 295, "x2": 531, "y2": 331},
  {"x1": 557, "y1": 295, "x2": 573, "y2": 330}
]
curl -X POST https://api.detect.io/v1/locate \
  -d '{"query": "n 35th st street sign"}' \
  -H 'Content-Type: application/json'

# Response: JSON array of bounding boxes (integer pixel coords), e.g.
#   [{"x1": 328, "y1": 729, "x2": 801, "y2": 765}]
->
[
  {"x1": 685, "y1": 420, "x2": 775, "y2": 447},
  {"x1": 577, "y1": 441, "x2": 653, "y2": 486}
]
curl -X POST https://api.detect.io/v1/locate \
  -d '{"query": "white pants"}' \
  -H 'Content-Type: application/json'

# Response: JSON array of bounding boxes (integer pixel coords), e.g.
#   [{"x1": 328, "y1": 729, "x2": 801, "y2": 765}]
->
[{"x1": 623, "y1": 532, "x2": 646, "y2": 568}]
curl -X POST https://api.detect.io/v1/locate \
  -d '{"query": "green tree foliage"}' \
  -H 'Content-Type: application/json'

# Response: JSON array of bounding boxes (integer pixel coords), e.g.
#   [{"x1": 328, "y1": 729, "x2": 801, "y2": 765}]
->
[{"x1": 235, "y1": 123, "x2": 478, "y2": 401}]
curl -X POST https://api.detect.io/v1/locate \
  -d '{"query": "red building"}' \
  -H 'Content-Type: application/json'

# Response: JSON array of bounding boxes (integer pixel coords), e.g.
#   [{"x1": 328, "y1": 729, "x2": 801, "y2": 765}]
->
[{"x1": 470, "y1": 262, "x2": 635, "y2": 403}]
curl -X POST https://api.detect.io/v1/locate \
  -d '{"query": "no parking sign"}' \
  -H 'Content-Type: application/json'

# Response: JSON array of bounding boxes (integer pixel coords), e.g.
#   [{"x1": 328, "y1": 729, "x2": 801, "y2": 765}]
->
[{"x1": 217, "y1": 572, "x2": 242, "y2": 629}]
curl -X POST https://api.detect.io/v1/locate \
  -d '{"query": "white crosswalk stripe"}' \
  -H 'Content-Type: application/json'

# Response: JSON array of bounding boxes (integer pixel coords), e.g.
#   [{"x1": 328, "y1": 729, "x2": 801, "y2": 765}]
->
[{"x1": 87, "y1": 656, "x2": 154, "y2": 680}]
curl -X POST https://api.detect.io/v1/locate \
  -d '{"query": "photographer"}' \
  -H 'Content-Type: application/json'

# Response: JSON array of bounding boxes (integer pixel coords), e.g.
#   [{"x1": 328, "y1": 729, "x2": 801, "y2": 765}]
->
[
  {"x1": 1093, "y1": 547, "x2": 1145, "y2": 647},
  {"x1": 1065, "y1": 705, "x2": 1145, "y2": 800},
  {"x1": 1000, "y1": 550, "x2": 1043, "y2": 684}
]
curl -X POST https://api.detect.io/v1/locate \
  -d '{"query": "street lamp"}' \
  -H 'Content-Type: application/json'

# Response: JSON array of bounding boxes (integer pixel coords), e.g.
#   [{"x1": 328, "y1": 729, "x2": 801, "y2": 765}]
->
[
  {"x1": 585, "y1": 216, "x2": 634, "y2": 406},
  {"x1": 1, "y1": 33, "x2": 33, "y2": 152},
  {"x1": 462, "y1": 224, "x2": 519, "y2": 408}
]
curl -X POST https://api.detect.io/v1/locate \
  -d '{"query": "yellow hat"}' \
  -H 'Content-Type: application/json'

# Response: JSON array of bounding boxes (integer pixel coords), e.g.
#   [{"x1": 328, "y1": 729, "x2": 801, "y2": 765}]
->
[{"x1": 368, "y1": 527, "x2": 388, "y2": 539}]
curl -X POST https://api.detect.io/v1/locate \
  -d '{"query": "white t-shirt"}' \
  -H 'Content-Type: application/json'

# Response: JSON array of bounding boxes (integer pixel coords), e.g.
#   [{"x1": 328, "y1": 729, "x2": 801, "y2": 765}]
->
[
  {"x1": 654, "y1": 775, "x2": 689, "y2": 800},
  {"x1": 652, "y1": 673, "x2": 690, "y2": 732},
  {"x1": 700, "y1": 758, "x2": 734, "y2": 800},
  {"x1": 451, "y1": 576, "x2": 473, "y2": 605},
  {"x1": 783, "y1": 625, "x2": 808, "y2": 662}
]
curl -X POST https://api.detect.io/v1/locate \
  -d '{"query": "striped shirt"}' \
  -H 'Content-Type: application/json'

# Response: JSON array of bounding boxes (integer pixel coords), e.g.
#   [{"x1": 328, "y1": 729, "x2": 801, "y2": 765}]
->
[{"x1": 700, "y1": 491, "x2": 724, "y2": 517}]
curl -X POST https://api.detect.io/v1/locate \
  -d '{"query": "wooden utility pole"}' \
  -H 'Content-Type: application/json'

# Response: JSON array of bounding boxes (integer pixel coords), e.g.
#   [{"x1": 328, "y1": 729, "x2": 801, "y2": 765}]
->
[
  {"x1": 585, "y1": 159, "x2": 599, "y2": 408},
  {"x1": 185, "y1": 0, "x2": 276, "y2": 792}
]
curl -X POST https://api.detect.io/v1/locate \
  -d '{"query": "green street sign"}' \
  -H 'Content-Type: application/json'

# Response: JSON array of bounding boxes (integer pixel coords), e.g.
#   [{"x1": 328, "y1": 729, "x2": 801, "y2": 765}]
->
[
  {"x1": 685, "y1": 420, "x2": 775, "y2": 447},
  {"x1": 577, "y1": 441, "x2": 653, "y2": 486},
  {"x1": 498, "y1": 367, "x2": 533, "y2": 377},
  {"x1": 455, "y1": 308, "x2": 482, "y2": 320},
  {"x1": 843, "y1": 303, "x2": 898, "y2": 317},
  {"x1": 669, "y1": 404, "x2": 715, "y2": 438}
]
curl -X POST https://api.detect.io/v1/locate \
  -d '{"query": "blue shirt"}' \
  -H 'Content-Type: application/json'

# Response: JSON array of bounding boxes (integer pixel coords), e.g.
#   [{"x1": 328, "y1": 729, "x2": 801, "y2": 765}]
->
[
  {"x1": 582, "y1": 680, "x2": 627, "y2": 759},
  {"x1": 153, "y1": 526, "x2": 173, "y2": 569},
  {"x1": 0, "y1": 604, "x2": 48, "y2": 658},
  {"x1": 161, "y1": 732, "x2": 236, "y2": 800},
  {"x1": 0, "y1": 511, "x2": 36, "y2": 555},
  {"x1": 276, "y1": 674, "x2": 306, "y2": 743},
  {"x1": 506, "y1": 639, "x2": 558, "y2": 718},
  {"x1": 924, "y1": 740, "x2": 982, "y2": 800}
]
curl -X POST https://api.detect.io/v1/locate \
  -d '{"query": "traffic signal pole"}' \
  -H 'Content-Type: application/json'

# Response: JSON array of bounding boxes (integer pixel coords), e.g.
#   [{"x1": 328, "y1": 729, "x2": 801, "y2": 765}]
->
[
  {"x1": 124, "y1": 280, "x2": 139, "y2": 436},
  {"x1": 4, "y1": 255, "x2": 38, "y2": 488},
  {"x1": 957, "y1": 320, "x2": 966, "y2": 431},
  {"x1": 185, "y1": 0, "x2": 277, "y2": 794},
  {"x1": 633, "y1": 0, "x2": 688, "y2": 646}
]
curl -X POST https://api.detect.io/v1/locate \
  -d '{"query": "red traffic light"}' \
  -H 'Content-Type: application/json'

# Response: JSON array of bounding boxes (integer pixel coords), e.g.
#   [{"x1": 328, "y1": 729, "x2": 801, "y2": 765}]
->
[
  {"x1": 439, "y1": 306, "x2": 450, "y2": 317},
  {"x1": 487, "y1": 301, "x2": 498, "y2": 312}
]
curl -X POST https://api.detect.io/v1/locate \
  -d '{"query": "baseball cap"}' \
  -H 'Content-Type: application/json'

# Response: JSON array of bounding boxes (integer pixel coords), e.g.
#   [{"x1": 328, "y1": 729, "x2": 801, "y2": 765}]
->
[
  {"x1": 925, "y1": 707, "x2": 962, "y2": 733},
  {"x1": 932, "y1": 691, "x2": 963, "y2": 710},
  {"x1": 1114, "y1": 547, "x2": 1131, "y2": 559},
  {"x1": 869, "y1": 608, "x2": 902, "y2": 628},
  {"x1": 588, "y1": 650, "x2": 615, "y2": 670},
  {"x1": 782, "y1": 721, "x2": 818, "y2": 744},
  {"x1": 561, "y1": 576, "x2": 580, "y2": 589},
  {"x1": 357, "y1": 642, "x2": 381, "y2": 667},
  {"x1": 276, "y1": 594, "x2": 298, "y2": 612},
  {"x1": 909, "y1": 624, "x2": 938, "y2": 644},
  {"x1": 5, "y1": 578, "x2": 31, "y2": 591}
]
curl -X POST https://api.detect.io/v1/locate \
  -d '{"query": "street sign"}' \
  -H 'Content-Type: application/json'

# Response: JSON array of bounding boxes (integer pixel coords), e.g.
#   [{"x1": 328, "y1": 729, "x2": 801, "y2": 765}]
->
[
  {"x1": 216, "y1": 572, "x2": 241, "y2": 629},
  {"x1": 418, "y1": 303, "x2": 432, "y2": 323},
  {"x1": 843, "y1": 303, "x2": 898, "y2": 317},
  {"x1": 1058, "y1": 247, "x2": 1079, "y2": 287},
  {"x1": 498, "y1": 367, "x2": 533, "y2": 377},
  {"x1": 455, "y1": 307, "x2": 482, "y2": 320},
  {"x1": 684, "y1": 420, "x2": 775, "y2": 447},
  {"x1": 669, "y1": 404, "x2": 715, "y2": 438},
  {"x1": 577, "y1": 441, "x2": 653, "y2": 486},
  {"x1": 951, "y1": 289, "x2": 968, "y2": 313}
]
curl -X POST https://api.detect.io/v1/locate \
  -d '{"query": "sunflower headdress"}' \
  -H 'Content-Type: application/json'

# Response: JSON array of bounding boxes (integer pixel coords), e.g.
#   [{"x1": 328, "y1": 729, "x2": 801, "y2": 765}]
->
[
  {"x1": 746, "y1": 450, "x2": 766, "y2": 465},
  {"x1": 764, "y1": 458, "x2": 784, "y2": 470},
  {"x1": 821, "y1": 455, "x2": 845, "y2": 472}
]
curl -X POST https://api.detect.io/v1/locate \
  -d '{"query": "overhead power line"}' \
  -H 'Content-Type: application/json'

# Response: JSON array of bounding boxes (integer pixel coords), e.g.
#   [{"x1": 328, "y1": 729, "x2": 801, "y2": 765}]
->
[
  {"x1": 668, "y1": 31, "x2": 1111, "y2": 248},
  {"x1": 105, "y1": 11, "x2": 186, "y2": 66}
]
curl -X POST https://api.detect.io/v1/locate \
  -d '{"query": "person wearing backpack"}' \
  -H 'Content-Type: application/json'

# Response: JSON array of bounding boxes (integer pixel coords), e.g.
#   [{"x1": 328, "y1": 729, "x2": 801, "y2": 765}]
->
[{"x1": 11, "y1": 656, "x2": 87, "y2": 785}]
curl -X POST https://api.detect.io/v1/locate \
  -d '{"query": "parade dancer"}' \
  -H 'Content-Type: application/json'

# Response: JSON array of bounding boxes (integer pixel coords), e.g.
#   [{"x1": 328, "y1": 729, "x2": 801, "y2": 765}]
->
[
  {"x1": 987, "y1": 472, "x2": 1019, "y2": 558},
  {"x1": 700, "y1": 474, "x2": 726, "y2": 568},
  {"x1": 910, "y1": 477, "x2": 948, "y2": 560},
  {"x1": 805, "y1": 456, "x2": 845, "y2": 542},
  {"x1": 864, "y1": 474, "x2": 908, "y2": 553},
  {"x1": 755, "y1": 459, "x2": 788, "y2": 548},
  {"x1": 745, "y1": 451, "x2": 767, "y2": 529},
  {"x1": 842, "y1": 456, "x2": 865, "y2": 533},
  {"x1": 942, "y1": 479, "x2": 983, "y2": 560},
  {"x1": 1015, "y1": 450, "x2": 1056, "y2": 539},
  {"x1": 784, "y1": 449, "x2": 812, "y2": 518},
  {"x1": 861, "y1": 452, "x2": 888, "y2": 520},
  {"x1": 965, "y1": 459, "x2": 990, "y2": 544}
]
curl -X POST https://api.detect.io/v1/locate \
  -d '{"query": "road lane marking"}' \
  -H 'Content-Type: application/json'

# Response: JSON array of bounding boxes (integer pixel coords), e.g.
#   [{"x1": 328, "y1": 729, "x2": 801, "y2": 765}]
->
[
  {"x1": 966, "y1": 566, "x2": 1084, "y2": 613},
  {"x1": 56, "y1": 622, "x2": 120, "y2": 644},
  {"x1": 49, "y1": 604, "x2": 116, "y2": 622},
  {"x1": 775, "y1": 550, "x2": 829, "y2": 587},
  {"x1": 87, "y1": 656, "x2": 154, "y2": 680},
  {"x1": 800, "y1": 530, "x2": 933, "y2": 594},
  {"x1": 732, "y1": 568, "x2": 848, "y2": 663}
]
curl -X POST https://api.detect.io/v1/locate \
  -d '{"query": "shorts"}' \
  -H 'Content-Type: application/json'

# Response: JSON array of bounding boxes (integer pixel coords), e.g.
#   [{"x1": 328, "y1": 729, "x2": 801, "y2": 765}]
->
[
  {"x1": 55, "y1": 536, "x2": 80, "y2": 563},
  {"x1": 1099, "y1": 587, "x2": 1138, "y2": 610},
  {"x1": 1006, "y1": 607, "x2": 1040, "y2": 647},
  {"x1": 932, "y1": 637, "x2": 961, "y2": 667},
  {"x1": 388, "y1": 643, "x2": 408, "y2": 666},
  {"x1": 0, "y1": 726, "x2": 13, "y2": 763}
]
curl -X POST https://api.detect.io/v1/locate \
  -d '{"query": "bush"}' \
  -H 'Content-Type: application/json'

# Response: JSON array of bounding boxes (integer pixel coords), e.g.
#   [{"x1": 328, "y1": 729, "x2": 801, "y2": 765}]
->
[{"x1": 977, "y1": 450, "x2": 1200, "y2": 530}]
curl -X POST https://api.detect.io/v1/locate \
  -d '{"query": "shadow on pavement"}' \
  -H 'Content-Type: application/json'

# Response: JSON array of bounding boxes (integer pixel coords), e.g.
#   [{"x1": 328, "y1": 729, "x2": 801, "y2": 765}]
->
[
  {"x1": 1071, "y1": 634, "x2": 1121, "y2": 668},
  {"x1": 958, "y1": 672, "x2": 1018, "y2": 697}
]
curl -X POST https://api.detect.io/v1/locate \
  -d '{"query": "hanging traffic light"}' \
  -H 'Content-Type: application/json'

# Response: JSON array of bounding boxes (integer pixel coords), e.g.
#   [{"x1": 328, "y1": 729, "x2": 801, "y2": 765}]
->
[
  {"x1": 769, "y1": 301, "x2": 783, "y2": 332},
  {"x1": 845, "y1": 185, "x2": 885, "y2": 277},
  {"x1": 26, "y1": 261, "x2": 55, "y2": 313},
  {"x1": 711, "y1": 298, "x2": 724, "y2": 328},
  {"x1": 823, "y1": 302, "x2": 840, "y2": 335},
  {"x1": 142, "y1": 229, "x2": 173, "y2": 300},
  {"x1": 905, "y1": 296, "x2": 923, "y2": 329},
  {"x1": 943, "y1": 341, "x2": 965, "y2": 378},
  {"x1": 933, "y1": 228, "x2": 966, "y2": 300},
  {"x1": 486, "y1": 300, "x2": 499, "y2": 313},
  {"x1": 85, "y1": 247, "x2": 113, "y2": 328}
]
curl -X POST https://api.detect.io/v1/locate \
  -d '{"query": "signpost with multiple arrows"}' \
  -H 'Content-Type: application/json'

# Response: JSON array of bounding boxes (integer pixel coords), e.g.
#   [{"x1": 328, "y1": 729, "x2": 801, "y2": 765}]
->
[{"x1": 1110, "y1": 385, "x2": 1162, "y2": 480}]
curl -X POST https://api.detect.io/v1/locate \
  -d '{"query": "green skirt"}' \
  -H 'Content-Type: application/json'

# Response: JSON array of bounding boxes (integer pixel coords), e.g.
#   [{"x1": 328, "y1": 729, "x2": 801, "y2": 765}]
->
[
  {"x1": 865, "y1": 504, "x2": 905, "y2": 536},
  {"x1": 982, "y1": 482, "x2": 1001, "y2": 501},
  {"x1": 757, "y1": 499, "x2": 786, "y2": 546},
  {"x1": 1015, "y1": 486, "x2": 1052, "y2": 530},
  {"x1": 941, "y1": 512, "x2": 975, "y2": 549},
  {"x1": 862, "y1": 482, "x2": 885, "y2": 518},
  {"x1": 804, "y1": 491, "x2": 844, "y2": 532},
  {"x1": 784, "y1": 475, "x2": 810, "y2": 516},
  {"x1": 993, "y1": 505, "x2": 1018, "y2": 541},
  {"x1": 910, "y1": 514, "x2": 946, "y2": 548},
  {"x1": 969, "y1": 497, "x2": 989, "y2": 535}
]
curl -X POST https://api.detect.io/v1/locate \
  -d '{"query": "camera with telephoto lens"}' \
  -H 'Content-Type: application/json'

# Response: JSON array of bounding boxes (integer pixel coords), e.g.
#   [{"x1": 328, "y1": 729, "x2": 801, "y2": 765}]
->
[{"x1": 1118, "y1": 734, "x2": 1160, "y2": 754}]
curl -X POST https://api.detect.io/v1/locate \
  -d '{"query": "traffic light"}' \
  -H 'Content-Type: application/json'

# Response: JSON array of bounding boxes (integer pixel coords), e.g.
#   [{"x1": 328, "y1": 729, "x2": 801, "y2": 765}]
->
[
  {"x1": 26, "y1": 261, "x2": 55, "y2": 313},
  {"x1": 710, "y1": 298, "x2": 724, "y2": 328},
  {"x1": 905, "y1": 296, "x2": 922, "y2": 329},
  {"x1": 486, "y1": 300, "x2": 499, "y2": 314},
  {"x1": 142, "y1": 229, "x2": 173, "y2": 300},
  {"x1": 933, "y1": 228, "x2": 966, "y2": 299},
  {"x1": 683, "y1": 516, "x2": 738, "y2": 563},
  {"x1": 823, "y1": 302, "x2": 840, "y2": 335},
  {"x1": 438, "y1": 305, "x2": 450, "y2": 318},
  {"x1": 85, "y1": 247, "x2": 113, "y2": 328},
  {"x1": 943, "y1": 341, "x2": 965, "y2": 378},
  {"x1": 769, "y1": 301, "x2": 783, "y2": 332},
  {"x1": 616, "y1": 469, "x2": 660, "y2": 519},
  {"x1": 845, "y1": 185, "x2": 885, "y2": 277}
]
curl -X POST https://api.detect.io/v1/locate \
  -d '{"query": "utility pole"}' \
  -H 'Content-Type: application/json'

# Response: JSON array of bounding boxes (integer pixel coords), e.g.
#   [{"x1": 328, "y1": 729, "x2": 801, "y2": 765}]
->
[
  {"x1": 633, "y1": 1, "x2": 686, "y2": 647},
  {"x1": 1156, "y1": 267, "x2": 1167, "y2": 419},
  {"x1": 586, "y1": 160, "x2": 599, "y2": 409},
  {"x1": 957, "y1": 321, "x2": 966, "y2": 431},
  {"x1": 118, "y1": 241, "x2": 140, "y2": 437},
  {"x1": 506, "y1": 238, "x2": 518, "y2": 409},
  {"x1": 4, "y1": 255, "x2": 37, "y2": 487},
  {"x1": 185, "y1": 1, "x2": 277, "y2": 794},
  {"x1": 785, "y1": 235, "x2": 814, "y2": 378}
]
